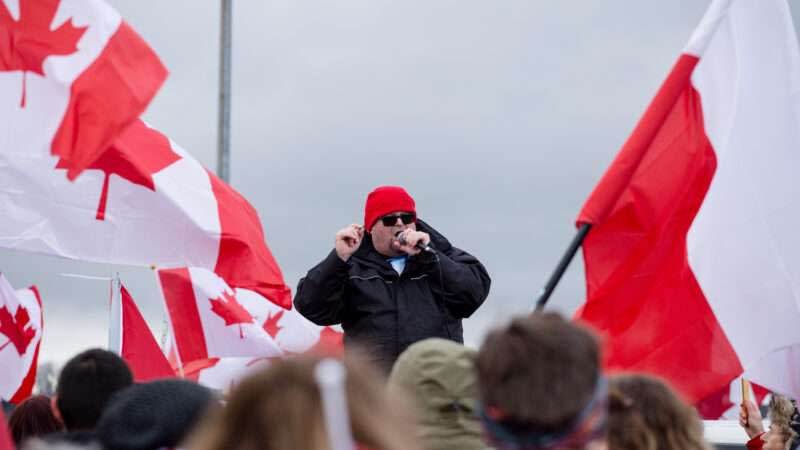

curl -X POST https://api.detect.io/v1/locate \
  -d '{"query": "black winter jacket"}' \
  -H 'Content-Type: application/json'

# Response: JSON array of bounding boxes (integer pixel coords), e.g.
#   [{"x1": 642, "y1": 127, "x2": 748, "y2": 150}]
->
[{"x1": 294, "y1": 220, "x2": 491, "y2": 371}]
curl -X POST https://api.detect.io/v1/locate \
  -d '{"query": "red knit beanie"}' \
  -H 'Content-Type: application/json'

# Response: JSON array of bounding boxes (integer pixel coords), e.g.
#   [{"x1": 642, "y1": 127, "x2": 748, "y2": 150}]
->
[{"x1": 363, "y1": 186, "x2": 416, "y2": 232}]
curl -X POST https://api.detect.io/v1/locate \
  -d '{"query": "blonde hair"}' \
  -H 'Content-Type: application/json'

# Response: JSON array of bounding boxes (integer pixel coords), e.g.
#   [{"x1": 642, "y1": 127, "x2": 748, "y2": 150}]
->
[
  {"x1": 768, "y1": 394, "x2": 798, "y2": 450},
  {"x1": 192, "y1": 353, "x2": 422, "y2": 450},
  {"x1": 606, "y1": 374, "x2": 712, "y2": 450}
]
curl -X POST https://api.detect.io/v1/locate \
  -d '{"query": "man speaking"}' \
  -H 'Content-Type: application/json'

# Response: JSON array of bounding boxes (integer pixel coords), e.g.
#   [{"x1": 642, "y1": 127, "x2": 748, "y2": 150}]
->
[{"x1": 295, "y1": 186, "x2": 491, "y2": 371}]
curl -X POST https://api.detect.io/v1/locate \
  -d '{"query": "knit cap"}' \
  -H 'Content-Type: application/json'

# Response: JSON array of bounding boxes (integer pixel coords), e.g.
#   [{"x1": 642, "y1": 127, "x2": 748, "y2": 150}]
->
[
  {"x1": 363, "y1": 186, "x2": 416, "y2": 232},
  {"x1": 96, "y1": 379, "x2": 215, "y2": 450}
]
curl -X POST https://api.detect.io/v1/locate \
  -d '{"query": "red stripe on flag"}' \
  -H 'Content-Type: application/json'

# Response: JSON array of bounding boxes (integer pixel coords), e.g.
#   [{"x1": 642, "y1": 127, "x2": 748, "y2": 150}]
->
[
  {"x1": 120, "y1": 285, "x2": 174, "y2": 381},
  {"x1": 578, "y1": 56, "x2": 699, "y2": 225},
  {"x1": 576, "y1": 54, "x2": 742, "y2": 402},
  {"x1": 208, "y1": 170, "x2": 292, "y2": 309},
  {"x1": 159, "y1": 268, "x2": 209, "y2": 364},
  {"x1": 181, "y1": 358, "x2": 220, "y2": 382},
  {"x1": 9, "y1": 286, "x2": 41, "y2": 404},
  {"x1": 52, "y1": 21, "x2": 167, "y2": 181},
  {"x1": 0, "y1": 407, "x2": 13, "y2": 450}
]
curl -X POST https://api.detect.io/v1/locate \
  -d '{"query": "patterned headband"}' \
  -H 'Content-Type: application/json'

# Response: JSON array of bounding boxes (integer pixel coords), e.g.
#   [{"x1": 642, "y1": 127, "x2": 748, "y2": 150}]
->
[{"x1": 478, "y1": 377, "x2": 608, "y2": 450}]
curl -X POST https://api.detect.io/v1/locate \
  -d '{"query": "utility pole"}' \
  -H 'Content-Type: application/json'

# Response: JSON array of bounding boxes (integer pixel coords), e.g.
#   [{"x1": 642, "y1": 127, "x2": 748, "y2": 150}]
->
[{"x1": 217, "y1": 0, "x2": 233, "y2": 182}]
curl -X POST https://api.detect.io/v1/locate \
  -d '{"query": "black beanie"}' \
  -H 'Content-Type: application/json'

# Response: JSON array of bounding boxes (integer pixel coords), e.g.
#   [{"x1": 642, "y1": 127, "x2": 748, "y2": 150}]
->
[{"x1": 96, "y1": 379, "x2": 215, "y2": 450}]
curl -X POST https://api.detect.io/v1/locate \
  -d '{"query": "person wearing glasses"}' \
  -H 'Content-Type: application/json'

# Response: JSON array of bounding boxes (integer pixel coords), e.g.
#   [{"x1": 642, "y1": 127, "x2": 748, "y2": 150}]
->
[{"x1": 294, "y1": 185, "x2": 491, "y2": 372}]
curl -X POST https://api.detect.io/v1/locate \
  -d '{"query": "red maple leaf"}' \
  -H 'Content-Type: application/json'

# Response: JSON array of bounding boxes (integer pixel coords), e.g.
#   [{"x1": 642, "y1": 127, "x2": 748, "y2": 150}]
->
[
  {"x1": 262, "y1": 310, "x2": 284, "y2": 339},
  {"x1": 0, "y1": 0, "x2": 88, "y2": 107},
  {"x1": 0, "y1": 304, "x2": 36, "y2": 356},
  {"x1": 209, "y1": 291, "x2": 254, "y2": 338},
  {"x1": 55, "y1": 120, "x2": 181, "y2": 220},
  {"x1": 308, "y1": 327, "x2": 344, "y2": 357}
]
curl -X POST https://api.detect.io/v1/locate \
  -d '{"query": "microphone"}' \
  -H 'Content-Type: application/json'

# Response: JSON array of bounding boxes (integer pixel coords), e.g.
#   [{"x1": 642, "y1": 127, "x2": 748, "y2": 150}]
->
[{"x1": 396, "y1": 231, "x2": 435, "y2": 254}]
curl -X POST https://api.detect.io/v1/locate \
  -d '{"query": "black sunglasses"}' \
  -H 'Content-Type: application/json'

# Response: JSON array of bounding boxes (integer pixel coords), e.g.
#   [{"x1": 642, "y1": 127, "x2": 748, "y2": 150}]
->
[{"x1": 380, "y1": 213, "x2": 416, "y2": 227}]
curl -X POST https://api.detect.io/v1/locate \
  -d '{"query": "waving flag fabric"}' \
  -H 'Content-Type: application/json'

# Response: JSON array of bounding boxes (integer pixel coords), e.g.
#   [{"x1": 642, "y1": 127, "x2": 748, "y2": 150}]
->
[
  {"x1": 576, "y1": 0, "x2": 800, "y2": 402},
  {"x1": 160, "y1": 273, "x2": 343, "y2": 391},
  {"x1": 0, "y1": 274, "x2": 42, "y2": 403},
  {"x1": 0, "y1": 0, "x2": 167, "y2": 180},
  {"x1": 696, "y1": 377, "x2": 770, "y2": 420},
  {"x1": 184, "y1": 357, "x2": 271, "y2": 393},
  {"x1": 176, "y1": 291, "x2": 344, "y2": 391},
  {"x1": 237, "y1": 288, "x2": 343, "y2": 355},
  {"x1": 158, "y1": 267, "x2": 283, "y2": 364},
  {"x1": 108, "y1": 282, "x2": 174, "y2": 381},
  {"x1": 0, "y1": 120, "x2": 292, "y2": 308}
]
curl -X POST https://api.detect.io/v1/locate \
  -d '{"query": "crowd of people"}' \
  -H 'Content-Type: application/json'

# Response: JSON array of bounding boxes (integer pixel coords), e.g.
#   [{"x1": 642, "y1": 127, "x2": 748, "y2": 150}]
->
[{"x1": 4, "y1": 312, "x2": 800, "y2": 450}]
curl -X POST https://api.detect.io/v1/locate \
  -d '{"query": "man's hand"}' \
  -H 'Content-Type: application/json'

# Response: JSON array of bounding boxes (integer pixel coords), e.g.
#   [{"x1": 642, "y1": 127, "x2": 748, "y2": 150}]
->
[
  {"x1": 335, "y1": 224, "x2": 364, "y2": 262},
  {"x1": 739, "y1": 400, "x2": 765, "y2": 439},
  {"x1": 396, "y1": 229, "x2": 431, "y2": 256}
]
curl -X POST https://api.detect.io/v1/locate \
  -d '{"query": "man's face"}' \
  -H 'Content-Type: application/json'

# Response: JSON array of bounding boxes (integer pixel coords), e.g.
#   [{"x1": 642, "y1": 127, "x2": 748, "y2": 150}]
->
[{"x1": 370, "y1": 211, "x2": 416, "y2": 257}]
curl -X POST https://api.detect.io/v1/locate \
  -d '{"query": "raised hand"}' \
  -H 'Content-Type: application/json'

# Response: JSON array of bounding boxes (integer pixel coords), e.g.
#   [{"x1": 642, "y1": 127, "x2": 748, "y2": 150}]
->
[
  {"x1": 739, "y1": 400, "x2": 764, "y2": 439},
  {"x1": 335, "y1": 224, "x2": 364, "y2": 262}
]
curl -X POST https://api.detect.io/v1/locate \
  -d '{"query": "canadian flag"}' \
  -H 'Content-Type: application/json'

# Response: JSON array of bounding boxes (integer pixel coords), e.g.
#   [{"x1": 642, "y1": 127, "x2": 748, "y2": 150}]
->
[
  {"x1": 108, "y1": 282, "x2": 174, "y2": 382},
  {"x1": 160, "y1": 274, "x2": 343, "y2": 391},
  {"x1": 0, "y1": 119, "x2": 292, "y2": 309},
  {"x1": 175, "y1": 293, "x2": 344, "y2": 392},
  {"x1": 576, "y1": 0, "x2": 800, "y2": 402},
  {"x1": 237, "y1": 288, "x2": 343, "y2": 356},
  {"x1": 0, "y1": 0, "x2": 167, "y2": 180},
  {"x1": 158, "y1": 267, "x2": 283, "y2": 365},
  {"x1": 0, "y1": 273, "x2": 42, "y2": 403}
]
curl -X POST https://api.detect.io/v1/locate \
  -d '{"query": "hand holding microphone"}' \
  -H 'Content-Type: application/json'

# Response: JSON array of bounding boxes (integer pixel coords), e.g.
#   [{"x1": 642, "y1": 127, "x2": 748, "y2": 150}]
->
[{"x1": 395, "y1": 229, "x2": 434, "y2": 255}]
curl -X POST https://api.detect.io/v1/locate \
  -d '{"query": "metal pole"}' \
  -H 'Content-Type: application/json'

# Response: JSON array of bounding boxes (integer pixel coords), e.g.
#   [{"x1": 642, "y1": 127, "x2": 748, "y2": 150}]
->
[
  {"x1": 217, "y1": 0, "x2": 233, "y2": 183},
  {"x1": 108, "y1": 272, "x2": 122, "y2": 352},
  {"x1": 534, "y1": 223, "x2": 591, "y2": 313}
]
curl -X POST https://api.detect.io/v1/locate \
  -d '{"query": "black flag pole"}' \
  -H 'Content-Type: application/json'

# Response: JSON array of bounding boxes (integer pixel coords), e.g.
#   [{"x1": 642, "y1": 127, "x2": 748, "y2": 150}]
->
[{"x1": 533, "y1": 223, "x2": 592, "y2": 313}]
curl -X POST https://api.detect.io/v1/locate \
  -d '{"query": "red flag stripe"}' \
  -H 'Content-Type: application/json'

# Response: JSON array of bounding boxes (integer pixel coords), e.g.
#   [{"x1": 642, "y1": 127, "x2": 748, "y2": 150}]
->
[
  {"x1": 120, "y1": 285, "x2": 174, "y2": 381},
  {"x1": 577, "y1": 56, "x2": 699, "y2": 226},
  {"x1": 0, "y1": 407, "x2": 13, "y2": 450},
  {"x1": 208, "y1": 171, "x2": 293, "y2": 309},
  {"x1": 159, "y1": 268, "x2": 209, "y2": 364},
  {"x1": 53, "y1": 21, "x2": 167, "y2": 181},
  {"x1": 576, "y1": 54, "x2": 742, "y2": 402}
]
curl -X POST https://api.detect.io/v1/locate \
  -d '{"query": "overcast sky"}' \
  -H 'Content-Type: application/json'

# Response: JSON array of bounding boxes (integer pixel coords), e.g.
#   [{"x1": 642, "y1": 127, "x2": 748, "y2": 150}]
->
[{"x1": 2, "y1": 1, "x2": 799, "y2": 365}]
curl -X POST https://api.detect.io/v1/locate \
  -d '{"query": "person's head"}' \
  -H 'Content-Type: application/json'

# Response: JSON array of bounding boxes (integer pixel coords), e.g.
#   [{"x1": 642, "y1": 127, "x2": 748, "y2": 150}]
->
[
  {"x1": 96, "y1": 379, "x2": 216, "y2": 450},
  {"x1": 363, "y1": 186, "x2": 417, "y2": 257},
  {"x1": 763, "y1": 423, "x2": 794, "y2": 450},
  {"x1": 8, "y1": 395, "x2": 63, "y2": 446},
  {"x1": 606, "y1": 374, "x2": 711, "y2": 450},
  {"x1": 55, "y1": 348, "x2": 133, "y2": 431},
  {"x1": 388, "y1": 338, "x2": 491, "y2": 450},
  {"x1": 764, "y1": 395, "x2": 799, "y2": 450},
  {"x1": 192, "y1": 353, "x2": 421, "y2": 450},
  {"x1": 476, "y1": 313, "x2": 605, "y2": 450}
]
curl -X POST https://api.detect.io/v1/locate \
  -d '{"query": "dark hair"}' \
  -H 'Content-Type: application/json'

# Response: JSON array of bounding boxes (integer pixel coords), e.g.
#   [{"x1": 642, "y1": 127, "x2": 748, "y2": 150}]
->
[
  {"x1": 607, "y1": 374, "x2": 711, "y2": 450},
  {"x1": 56, "y1": 348, "x2": 133, "y2": 430},
  {"x1": 476, "y1": 313, "x2": 600, "y2": 430},
  {"x1": 8, "y1": 395, "x2": 63, "y2": 445}
]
